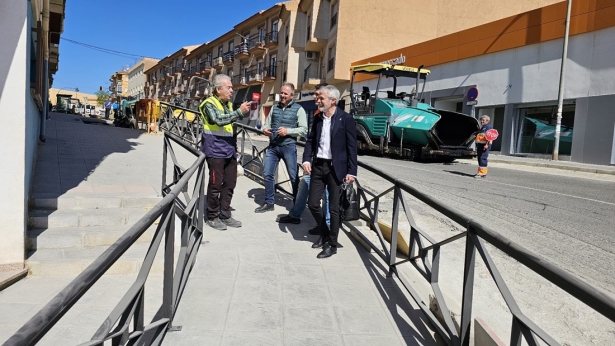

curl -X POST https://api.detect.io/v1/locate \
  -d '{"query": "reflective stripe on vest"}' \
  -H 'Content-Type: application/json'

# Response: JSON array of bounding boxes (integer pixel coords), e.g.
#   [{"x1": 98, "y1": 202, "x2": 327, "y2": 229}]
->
[{"x1": 199, "y1": 96, "x2": 234, "y2": 137}]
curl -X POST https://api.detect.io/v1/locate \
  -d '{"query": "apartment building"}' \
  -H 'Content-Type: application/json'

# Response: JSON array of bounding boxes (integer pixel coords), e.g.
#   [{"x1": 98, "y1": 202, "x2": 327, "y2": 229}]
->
[
  {"x1": 109, "y1": 71, "x2": 128, "y2": 102},
  {"x1": 144, "y1": 45, "x2": 199, "y2": 102},
  {"x1": 281, "y1": 0, "x2": 562, "y2": 114},
  {"x1": 127, "y1": 58, "x2": 159, "y2": 100}
]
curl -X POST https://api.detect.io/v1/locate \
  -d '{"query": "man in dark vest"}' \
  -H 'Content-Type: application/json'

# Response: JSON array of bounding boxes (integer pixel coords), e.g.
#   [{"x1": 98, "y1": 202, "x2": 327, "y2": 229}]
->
[
  {"x1": 255, "y1": 82, "x2": 307, "y2": 213},
  {"x1": 199, "y1": 74, "x2": 250, "y2": 230}
]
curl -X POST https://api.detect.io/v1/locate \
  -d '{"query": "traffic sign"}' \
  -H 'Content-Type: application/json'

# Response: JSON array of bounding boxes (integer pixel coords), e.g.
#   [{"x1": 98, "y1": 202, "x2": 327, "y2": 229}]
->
[
  {"x1": 467, "y1": 87, "x2": 478, "y2": 101},
  {"x1": 485, "y1": 129, "x2": 499, "y2": 141}
]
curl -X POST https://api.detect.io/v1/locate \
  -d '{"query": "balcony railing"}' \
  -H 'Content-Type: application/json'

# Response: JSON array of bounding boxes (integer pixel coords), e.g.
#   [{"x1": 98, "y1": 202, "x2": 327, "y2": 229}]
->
[
  {"x1": 222, "y1": 51, "x2": 234, "y2": 65},
  {"x1": 263, "y1": 65, "x2": 276, "y2": 81},
  {"x1": 198, "y1": 60, "x2": 212, "y2": 71},
  {"x1": 213, "y1": 57, "x2": 224, "y2": 68},
  {"x1": 264, "y1": 31, "x2": 278, "y2": 48},
  {"x1": 234, "y1": 44, "x2": 249, "y2": 58},
  {"x1": 248, "y1": 35, "x2": 266, "y2": 53},
  {"x1": 232, "y1": 74, "x2": 247, "y2": 88},
  {"x1": 246, "y1": 66, "x2": 264, "y2": 85},
  {"x1": 303, "y1": 63, "x2": 321, "y2": 85}
]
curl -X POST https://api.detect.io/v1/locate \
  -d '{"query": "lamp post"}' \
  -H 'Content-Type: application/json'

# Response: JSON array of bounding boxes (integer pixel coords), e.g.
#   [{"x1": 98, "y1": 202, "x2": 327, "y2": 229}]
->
[{"x1": 552, "y1": 0, "x2": 572, "y2": 161}]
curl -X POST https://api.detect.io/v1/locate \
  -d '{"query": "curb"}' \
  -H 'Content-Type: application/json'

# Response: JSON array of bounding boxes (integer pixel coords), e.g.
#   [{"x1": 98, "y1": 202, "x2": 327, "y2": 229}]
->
[{"x1": 487, "y1": 158, "x2": 615, "y2": 176}]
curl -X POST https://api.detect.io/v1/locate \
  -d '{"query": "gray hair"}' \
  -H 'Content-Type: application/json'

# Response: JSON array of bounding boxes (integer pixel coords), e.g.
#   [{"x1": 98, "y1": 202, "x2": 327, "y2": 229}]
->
[
  {"x1": 213, "y1": 74, "x2": 231, "y2": 94},
  {"x1": 319, "y1": 85, "x2": 340, "y2": 104},
  {"x1": 480, "y1": 115, "x2": 491, "y2": 123},
  {"x1": 281, "y1": 82, "x2": 295, "y2": 95}
]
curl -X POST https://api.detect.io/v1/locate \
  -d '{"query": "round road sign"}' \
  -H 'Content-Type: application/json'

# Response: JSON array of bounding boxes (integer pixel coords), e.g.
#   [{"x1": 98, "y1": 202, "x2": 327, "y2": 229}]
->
[{"x1": 467, "y1": 87, "x2": 478, "y2": 101}]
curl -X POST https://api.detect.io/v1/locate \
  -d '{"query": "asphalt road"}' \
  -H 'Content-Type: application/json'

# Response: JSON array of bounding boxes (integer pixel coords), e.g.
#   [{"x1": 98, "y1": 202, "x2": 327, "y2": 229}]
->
[{"x1": 356, "y1": 154, "x2": 615, "y2": 296}]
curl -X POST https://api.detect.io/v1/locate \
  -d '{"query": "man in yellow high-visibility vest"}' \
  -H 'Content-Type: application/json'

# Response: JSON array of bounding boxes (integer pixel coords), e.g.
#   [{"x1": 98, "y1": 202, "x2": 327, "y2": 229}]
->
[{"x1": 199, "y1": 74, "x2": 250, "y2": 230}]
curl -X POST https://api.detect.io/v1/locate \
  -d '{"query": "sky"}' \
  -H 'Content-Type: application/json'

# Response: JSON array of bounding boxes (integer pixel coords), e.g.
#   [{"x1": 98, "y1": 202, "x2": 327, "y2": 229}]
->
[{"x1": 53, "y1": 0, "x2": 282, "y2": 95}]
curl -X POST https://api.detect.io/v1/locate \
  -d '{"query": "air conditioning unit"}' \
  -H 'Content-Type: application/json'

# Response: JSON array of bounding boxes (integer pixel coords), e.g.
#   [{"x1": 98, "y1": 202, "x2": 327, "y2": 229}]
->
[{"x1": 306, "y1": 51, "x2": 318, "y2": 61}]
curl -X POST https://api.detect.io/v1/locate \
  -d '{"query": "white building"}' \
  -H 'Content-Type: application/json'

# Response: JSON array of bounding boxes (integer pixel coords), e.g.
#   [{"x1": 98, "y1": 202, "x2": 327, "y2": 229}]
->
[
  {"x1": 353, "y1": 2, "x2": 615, "y2": 165},
  {"x1": 0, "y1": 0, "x2": 66, "y2": 275}
]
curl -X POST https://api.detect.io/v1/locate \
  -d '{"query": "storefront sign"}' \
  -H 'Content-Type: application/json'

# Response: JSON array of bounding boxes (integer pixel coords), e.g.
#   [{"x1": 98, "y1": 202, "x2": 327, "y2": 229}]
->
[{"x1": 380, "y1": 54, "x2": 406, "y2": 65}]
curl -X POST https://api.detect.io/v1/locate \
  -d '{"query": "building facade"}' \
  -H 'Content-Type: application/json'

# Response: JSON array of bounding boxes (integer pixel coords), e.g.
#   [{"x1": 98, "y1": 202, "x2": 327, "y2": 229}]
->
[
  {"x1": 353, "y1": 1, "x2": 615, "y2": 165},
  {"x1": 127, "y1": 58, "x2": 159, "y2": 100},
  {"x1": 281, "y1": 0, "x2": 562, "y2": 113},
  {"x1": 0, "y1": 0, "x2": 66, "y2": 272},
  {"x1": 144, "y1": 46, "x2": 199, "y2": 103},
  {"x1": 109, "y1": 71, "x2": 128, "y2": 102}
]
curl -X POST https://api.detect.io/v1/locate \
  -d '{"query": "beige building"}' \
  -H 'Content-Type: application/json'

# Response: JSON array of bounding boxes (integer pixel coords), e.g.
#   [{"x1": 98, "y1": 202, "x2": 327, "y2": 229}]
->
[
  {"x1": 280, "y1": 0, "x2": 562, "y2": 112},
  {"x1": 49, "y1": 88, "x2": 98, "y2": 107},
  {"x1": 144, "y1": 46, "x2": 199, "y2": 102},
  {"x1": 127, "y1": 58, "x2": 159, "y2": 100},
  {"x1": 109, "y1": 71, "x2": 128, "y2": 102}
]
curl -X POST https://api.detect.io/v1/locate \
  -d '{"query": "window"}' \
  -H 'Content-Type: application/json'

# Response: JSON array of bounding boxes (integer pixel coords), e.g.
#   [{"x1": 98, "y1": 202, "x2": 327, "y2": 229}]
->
[
  {"x1": 330, "y1": 11, "x2": 337, "y2": 29},
  {"x1": 228, "y1": 41, "x2": 234, "y2": 52},
  {"x1": 272, "y1": 20, "x2": 278, "y2": 33},
  {"x1": 285, "y1": 24, "x2": 289, "y2": 46},
  {"x1": 218, "y1": 45, "x2": 223, "y2": 57},
  {"x1": 328, "y1": 45, "x2": 335, "y2": 72},
  {"x1": 306, "y1": 15, "x2": 311, "y2": 41},
  {"x1": 258, "y1": 26, "x2": 266, "y2": 42}
]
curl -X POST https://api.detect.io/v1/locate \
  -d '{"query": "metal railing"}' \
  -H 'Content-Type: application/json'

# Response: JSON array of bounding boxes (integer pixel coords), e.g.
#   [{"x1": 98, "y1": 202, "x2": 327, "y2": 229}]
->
[
  {"x1": 158, "y1": 102, "x2": 203, "y2": 148},
  {"x1": 264, "y1": 31, "x2": 278, "y2": 45},
  {"x1": 6, "y1": 132, "x2": 206, "y2": 346},
  {"x1": 232, "y1": 123, "x2": 615, "y2": 346}
]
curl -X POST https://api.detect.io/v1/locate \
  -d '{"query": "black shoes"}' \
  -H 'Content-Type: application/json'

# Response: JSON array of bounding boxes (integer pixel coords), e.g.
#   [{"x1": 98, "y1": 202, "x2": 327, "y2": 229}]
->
[
  {"x1": 255, "y1": 203, "x2": 275, "y2": 213},
  {"x1": 317, "y1": 243, "x2": 337, "y2": 258},
  {"x1": 221, "y1": 217, "x2": 242, "y2": 228},
  {"x1": 307, "y1": 226, "x2": 320, "y2": 235},
  {"x1": 277, "y1": 215, "x2": 300, "y2": 224},
  {"x1": 311, "y1": 236, "x2": 325, "y2": 249}
]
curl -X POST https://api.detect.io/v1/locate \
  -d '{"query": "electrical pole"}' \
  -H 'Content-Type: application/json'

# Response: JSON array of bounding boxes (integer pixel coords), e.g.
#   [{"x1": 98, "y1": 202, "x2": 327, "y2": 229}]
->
[{"x1": 552, "y1": 0, "x2": 572, "y2": 161}]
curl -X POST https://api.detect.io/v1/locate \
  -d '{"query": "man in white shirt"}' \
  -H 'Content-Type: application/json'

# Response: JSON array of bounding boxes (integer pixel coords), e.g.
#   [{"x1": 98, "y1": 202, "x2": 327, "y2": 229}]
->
[{"x1": 302, "y1": 85, "x2": 358, "y2": 258}]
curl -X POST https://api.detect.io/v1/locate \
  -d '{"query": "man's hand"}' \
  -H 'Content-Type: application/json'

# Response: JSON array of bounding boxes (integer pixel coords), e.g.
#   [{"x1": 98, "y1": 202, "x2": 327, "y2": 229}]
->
[
  {"x1": 263, "y1": 128, "x2": 273, "y2": 137},
  {"x1": 303, "y1": 162, "x2": 312, "y2": 175},
  {"x1": 483, "y1": 144, "x2": 489, "y2": 150},
  {"x1": 277, "y1": 127, "x2": 288, "y2": 137},
  {"x1": 239, "y1": 101, "x2": 251, "y2": 115},
  {"x1": 345, "y1": 175, "x2": 355, "y2": 184}
]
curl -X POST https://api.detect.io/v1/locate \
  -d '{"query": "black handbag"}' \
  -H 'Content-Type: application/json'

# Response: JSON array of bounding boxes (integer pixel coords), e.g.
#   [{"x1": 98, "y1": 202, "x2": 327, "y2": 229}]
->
[{"x1": 340, "y1": 182, "x2": 360, "y2": 221}]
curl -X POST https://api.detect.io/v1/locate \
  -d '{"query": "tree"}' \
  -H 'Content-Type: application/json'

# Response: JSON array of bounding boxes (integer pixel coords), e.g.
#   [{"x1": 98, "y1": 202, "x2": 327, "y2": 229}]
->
[{"x1": 96, "y1": 90, "x2": 111, "y2": 106}]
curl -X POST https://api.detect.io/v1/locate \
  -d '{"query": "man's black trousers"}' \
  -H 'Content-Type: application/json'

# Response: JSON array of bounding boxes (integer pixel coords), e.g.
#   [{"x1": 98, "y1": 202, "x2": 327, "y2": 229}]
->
[
  {"x1": 307, "y1": 158, "x2": 342, "y2": 247},
  {"x1": 206, "y1": 157, "x2": 237, "y2": 220}
]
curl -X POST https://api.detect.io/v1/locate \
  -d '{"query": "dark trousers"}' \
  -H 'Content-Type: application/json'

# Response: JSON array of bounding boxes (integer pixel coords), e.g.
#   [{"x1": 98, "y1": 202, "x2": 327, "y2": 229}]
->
[
  {"x1": 477, "y1": 145, "x2": 490, "y2": 167},
  {"x1": 206, "y1": 157, "x2": 237, "y2": 220},
  {"x1": 104, "y1": 108, "x2": 110, "y2": 119},
  {"x1": 307, "y1": 159, "x2": 342, "y2": 247}
]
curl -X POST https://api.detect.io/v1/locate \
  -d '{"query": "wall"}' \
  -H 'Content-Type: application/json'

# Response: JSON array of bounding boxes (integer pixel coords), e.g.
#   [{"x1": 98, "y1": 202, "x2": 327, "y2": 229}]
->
[
  {"x1": 572, "y1": 95, "x2": 615, "y2": 165},
  {"x1": 0, "y1": 0, "x2": 28, "y2": 270}
]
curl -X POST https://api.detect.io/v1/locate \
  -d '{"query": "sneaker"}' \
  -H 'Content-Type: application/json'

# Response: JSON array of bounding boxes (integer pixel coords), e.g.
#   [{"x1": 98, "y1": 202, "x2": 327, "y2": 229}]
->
[
  {"x1": 254, "y1": 203, "x2": 275, "y2": 213},
  {"x1": 206, "y1": 218, "x2": 227, "y2": 231},
  {"x1": 221, "y1": 217, "x2": 242, "y2": 228},
  {"x1": 474, "y1": 174, "x2": 487, "y2": 179},
  {"x1": 277, "y1": 215, "x2": 301, "y2": 224}
]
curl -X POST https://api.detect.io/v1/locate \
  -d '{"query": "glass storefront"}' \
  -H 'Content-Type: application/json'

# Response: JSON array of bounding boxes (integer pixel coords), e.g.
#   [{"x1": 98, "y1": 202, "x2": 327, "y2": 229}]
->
[{"x1": 517, "y1": 104, "x2": 575, "y2": 155}]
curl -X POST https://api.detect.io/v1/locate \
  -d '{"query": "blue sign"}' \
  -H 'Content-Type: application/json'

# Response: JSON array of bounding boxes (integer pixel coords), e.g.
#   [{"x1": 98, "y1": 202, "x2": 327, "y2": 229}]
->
[{"x1": 467, "y1": 87, "x2": 478, "y2": 101}]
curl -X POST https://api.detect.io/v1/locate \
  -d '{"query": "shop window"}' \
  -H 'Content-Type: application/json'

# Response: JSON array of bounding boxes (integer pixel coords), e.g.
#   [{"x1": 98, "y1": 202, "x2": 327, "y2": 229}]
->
[{"x1": 518, "y1": 104, "x2": 575, "y2": 155}]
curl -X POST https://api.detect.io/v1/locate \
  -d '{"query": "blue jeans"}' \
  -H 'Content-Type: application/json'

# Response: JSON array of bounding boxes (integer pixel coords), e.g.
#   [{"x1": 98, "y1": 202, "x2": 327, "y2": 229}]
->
[
  {"x1": 289, "y1": 175, "x2": 330, "y2": 226},
  {"x1": 264, "y1": 144, "x2": 298, "y2": 205}
]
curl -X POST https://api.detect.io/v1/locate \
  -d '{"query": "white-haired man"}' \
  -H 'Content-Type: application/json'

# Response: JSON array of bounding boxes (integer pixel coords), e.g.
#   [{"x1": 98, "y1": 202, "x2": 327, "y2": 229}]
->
[
  {"x1": 199, "y1": 74, "x2": 251, "y2": 230},
  {"x1": 303, "y1": 85, "x2": 358, "y2": 258}
]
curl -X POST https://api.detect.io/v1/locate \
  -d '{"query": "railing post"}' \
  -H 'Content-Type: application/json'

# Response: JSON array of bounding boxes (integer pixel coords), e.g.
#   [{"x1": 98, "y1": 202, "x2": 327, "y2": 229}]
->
[
  {"x1": 460, "y1": 224, "x2": 476, "y2": 346},
  {"x1": 163, "y1": 205, "x2": 181, "y2": 332},
  {"x1": 240, "y1": 129, "x2": 246, "y2": 166},
  {"x1": 162, "y1": 138, "x2": 168, "y2": 195},
  {"x1": 388, "y1": 185, "x2": 400, "y2": 277}
]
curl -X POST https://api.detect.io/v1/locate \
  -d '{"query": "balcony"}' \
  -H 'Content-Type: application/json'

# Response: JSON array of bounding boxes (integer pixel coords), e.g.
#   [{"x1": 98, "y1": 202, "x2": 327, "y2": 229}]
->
[
  {"x1": 192, "y1": 82, "x2": 208, "y2": 99},
  {"x1": 232, "y1": 74, "x2": 248, "y2": 89},
  {"x1": 263, "y1": 65, "x2": 276, "y2": 82},
  {"x1": 234, "y1": 44, "x2": 249, "y2": 59},
  {"x1": 197, "y1": 60, "x2": 213, "y2": 75},
  {"x1": 301, "y1": 64, "x2": 324, "y2": 90},
  {"x1": 248, "y1": 36, "x2": 266, "y2": 54},
  {"x1": 213, "y1": 57, "x2": 224, "y2": 69},
  {"x1": 246, "y1": 67, "x2": 264, "y2": 86},
  {"x1": 222, "y1": 52, "x2": 234, "y2": 66},
  {"x1": 264, "y1": 31, "x2": 278, "y2": 49}
]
